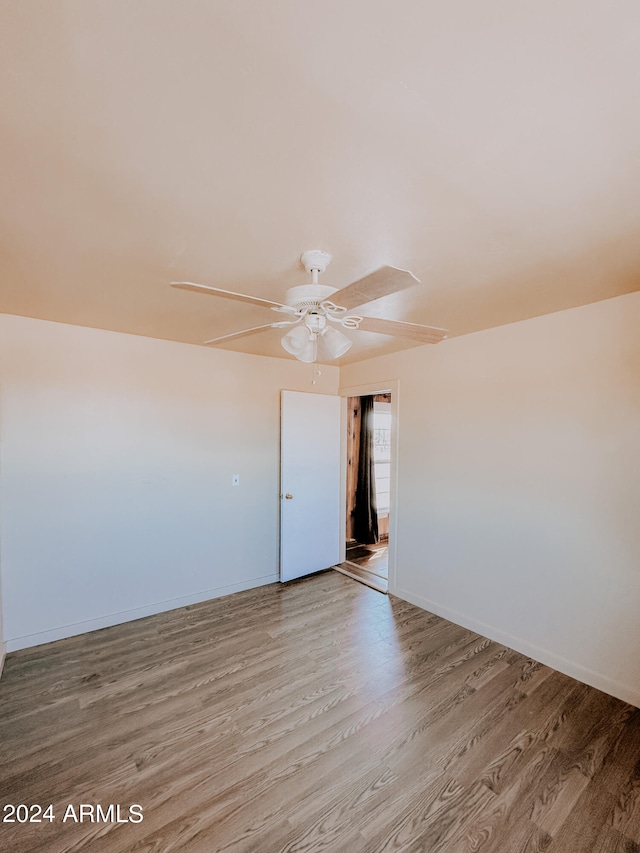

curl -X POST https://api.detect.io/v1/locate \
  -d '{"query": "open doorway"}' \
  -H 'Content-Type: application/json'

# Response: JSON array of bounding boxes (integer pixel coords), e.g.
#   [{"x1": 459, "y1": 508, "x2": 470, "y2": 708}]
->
[{"x1": 336, "y1": 392, "x2": 391, "y2": 593}]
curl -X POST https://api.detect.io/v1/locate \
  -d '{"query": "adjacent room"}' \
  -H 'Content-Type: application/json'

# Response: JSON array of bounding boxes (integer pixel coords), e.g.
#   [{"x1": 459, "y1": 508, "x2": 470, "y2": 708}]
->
[{"x1": 1, "y1": 2, "x2": 639, "y2": 851}]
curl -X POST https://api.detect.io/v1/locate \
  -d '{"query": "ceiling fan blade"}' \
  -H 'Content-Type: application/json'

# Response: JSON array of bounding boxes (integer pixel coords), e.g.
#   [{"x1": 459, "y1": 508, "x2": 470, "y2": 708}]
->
[
  {"x1": 330, "y1": 266, "x2": 420, "y2": 310},
  {"x1": 357, "y1": 316, "x2": 448, "y2": 343},
  {"x1": 171, "y1": 281, "x2": 288, "y2": 310},
  {"x1": 204, "y1": 323, "x2": 278, "y2": 345}
]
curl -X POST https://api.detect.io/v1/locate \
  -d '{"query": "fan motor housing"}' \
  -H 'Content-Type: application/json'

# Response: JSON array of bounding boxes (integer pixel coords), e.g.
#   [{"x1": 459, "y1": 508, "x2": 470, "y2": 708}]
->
[{"x1": 284, "y1": 284, "x2": 337, "y2": 311}]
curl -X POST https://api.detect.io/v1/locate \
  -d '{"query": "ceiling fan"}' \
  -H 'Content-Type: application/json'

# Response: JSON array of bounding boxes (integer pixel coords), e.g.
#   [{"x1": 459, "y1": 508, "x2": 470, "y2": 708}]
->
[{"x1": 171, "y1": 250, "x2": 447, "y2": 363}]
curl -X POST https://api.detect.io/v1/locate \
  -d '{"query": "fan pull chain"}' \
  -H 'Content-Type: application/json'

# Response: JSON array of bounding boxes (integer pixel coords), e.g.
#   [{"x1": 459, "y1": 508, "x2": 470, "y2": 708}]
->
[{"x1": 311, "y1": 364, "x2": 322, "y2": 385}]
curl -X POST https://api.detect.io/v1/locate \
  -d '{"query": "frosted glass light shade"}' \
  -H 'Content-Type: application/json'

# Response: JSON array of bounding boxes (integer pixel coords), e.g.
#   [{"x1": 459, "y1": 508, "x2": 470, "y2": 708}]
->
[
  {"x1": 322, "y1": 326, "x2": 353, "y2": 359},
  {"x1": 281, "y1": 325, "x2": 317, "y2": 362}
]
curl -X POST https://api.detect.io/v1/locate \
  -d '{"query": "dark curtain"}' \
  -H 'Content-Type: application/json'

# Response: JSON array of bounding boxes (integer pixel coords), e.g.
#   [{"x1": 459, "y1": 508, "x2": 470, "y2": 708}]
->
[{"x1": 353, "y1": 395, "x2": 379, "y2": 545}]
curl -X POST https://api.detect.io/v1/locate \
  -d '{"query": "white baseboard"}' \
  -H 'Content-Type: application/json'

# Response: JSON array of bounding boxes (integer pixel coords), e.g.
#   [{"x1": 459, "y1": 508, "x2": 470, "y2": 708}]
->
[
  {"x1": 394, "y1": 586, "x2": 640, "y2": 710},
  {"x1": 6, "y1": 574, "x2": 279, "y2": 652},
  {"x1": 0, "y1": 641, "x2": 6, "y2": 680}
]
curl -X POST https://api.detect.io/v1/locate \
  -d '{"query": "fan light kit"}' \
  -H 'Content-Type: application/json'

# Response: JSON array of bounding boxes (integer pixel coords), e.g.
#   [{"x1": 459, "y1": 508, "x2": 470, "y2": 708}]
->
[{"x1": 171, "y1": 250, "x2": 447, "y2": 362}]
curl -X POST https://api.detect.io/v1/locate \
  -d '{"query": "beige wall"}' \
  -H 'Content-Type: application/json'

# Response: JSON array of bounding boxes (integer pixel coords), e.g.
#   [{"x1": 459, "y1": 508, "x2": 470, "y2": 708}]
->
[
  {"x1": 0, "y1": 420, "x2": 4, "y2": 673},
  {"x1": 2, "y1": 294, "x2": 640, "y2": 706},
  {"x1": 0, "y1": 314, "x2": 338, "y2": 650},
  {"x1": 341, "y1": 291, "x2": 640, "y2": 706},
  {"x1": 0, "y1": 561, "x2": 4, "y2": 675}
]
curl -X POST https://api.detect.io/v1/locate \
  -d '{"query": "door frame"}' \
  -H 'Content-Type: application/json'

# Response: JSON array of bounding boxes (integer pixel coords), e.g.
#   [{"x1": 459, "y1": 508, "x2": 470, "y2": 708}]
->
[{"x1": 338, "y1": 379, "x2": 400, "y2": 593}]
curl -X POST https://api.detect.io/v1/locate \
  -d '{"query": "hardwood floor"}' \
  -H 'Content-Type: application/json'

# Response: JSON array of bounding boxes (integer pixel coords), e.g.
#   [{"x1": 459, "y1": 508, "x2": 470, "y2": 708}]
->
[
  {"x1": 340, "y1": 540, "x2": 389, "y2": 592},
  {"x1": 334, "y1": 562, "x2": 388, "y2": 594},
  {"x1": 346, "y1": 541, "x2": 389, "y2": 580},
  {"x1": 1, "y1": 571, "x2": 639, "y2": 852}
]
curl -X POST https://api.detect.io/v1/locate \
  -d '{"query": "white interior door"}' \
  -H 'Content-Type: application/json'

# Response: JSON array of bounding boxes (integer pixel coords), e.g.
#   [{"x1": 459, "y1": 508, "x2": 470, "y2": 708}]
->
[{"x1": 280, "y1": 390, "x2": 342, "y2": 582}]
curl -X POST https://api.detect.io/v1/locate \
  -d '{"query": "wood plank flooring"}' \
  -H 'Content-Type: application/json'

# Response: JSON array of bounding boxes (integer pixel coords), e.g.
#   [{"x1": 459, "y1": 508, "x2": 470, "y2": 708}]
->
[
  {"x1": 346, "y1": 542, "x2": 389, "y2": 580},
  {"x1": 1, "y1": 571, "x2": 639, "y2": 852},
  {"x1": 333, "y1": 562, "x2": 388, "y2": 593}
]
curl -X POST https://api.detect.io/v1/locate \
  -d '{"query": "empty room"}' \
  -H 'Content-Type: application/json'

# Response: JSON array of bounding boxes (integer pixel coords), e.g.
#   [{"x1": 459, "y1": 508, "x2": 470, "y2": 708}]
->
[{"x1": 1, "y1": 2, "x2": 639, "y2": 851}]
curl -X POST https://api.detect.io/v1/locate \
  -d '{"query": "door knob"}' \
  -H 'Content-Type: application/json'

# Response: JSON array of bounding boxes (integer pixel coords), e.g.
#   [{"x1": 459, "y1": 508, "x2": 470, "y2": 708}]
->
[{"x1": 285, "y1": 493, "x2": 293, "y2": 500}]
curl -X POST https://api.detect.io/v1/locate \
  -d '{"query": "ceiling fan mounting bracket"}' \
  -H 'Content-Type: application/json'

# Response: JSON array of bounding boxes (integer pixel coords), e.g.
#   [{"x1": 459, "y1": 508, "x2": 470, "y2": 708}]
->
[{"x1": 300, "y1": 249, "x2": 331, "y2": 274}]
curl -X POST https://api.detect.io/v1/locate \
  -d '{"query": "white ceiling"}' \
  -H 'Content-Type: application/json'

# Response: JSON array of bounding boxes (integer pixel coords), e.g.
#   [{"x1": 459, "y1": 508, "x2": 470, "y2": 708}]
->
[{"x1": 1, "y1": 0, "x2": 639, "y2": 364}]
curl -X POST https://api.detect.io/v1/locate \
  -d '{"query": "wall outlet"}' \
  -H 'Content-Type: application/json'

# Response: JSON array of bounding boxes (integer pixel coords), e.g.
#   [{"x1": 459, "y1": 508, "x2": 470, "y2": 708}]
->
[{"x1": 232, "y1": 474, "x2": 240, "y2": 486}]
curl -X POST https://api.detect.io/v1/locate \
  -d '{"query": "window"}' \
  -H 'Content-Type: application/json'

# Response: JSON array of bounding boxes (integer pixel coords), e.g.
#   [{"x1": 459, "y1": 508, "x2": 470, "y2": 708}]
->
[{"x1": 373, "y1": 402, "x2": 391, "y2": 516}]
